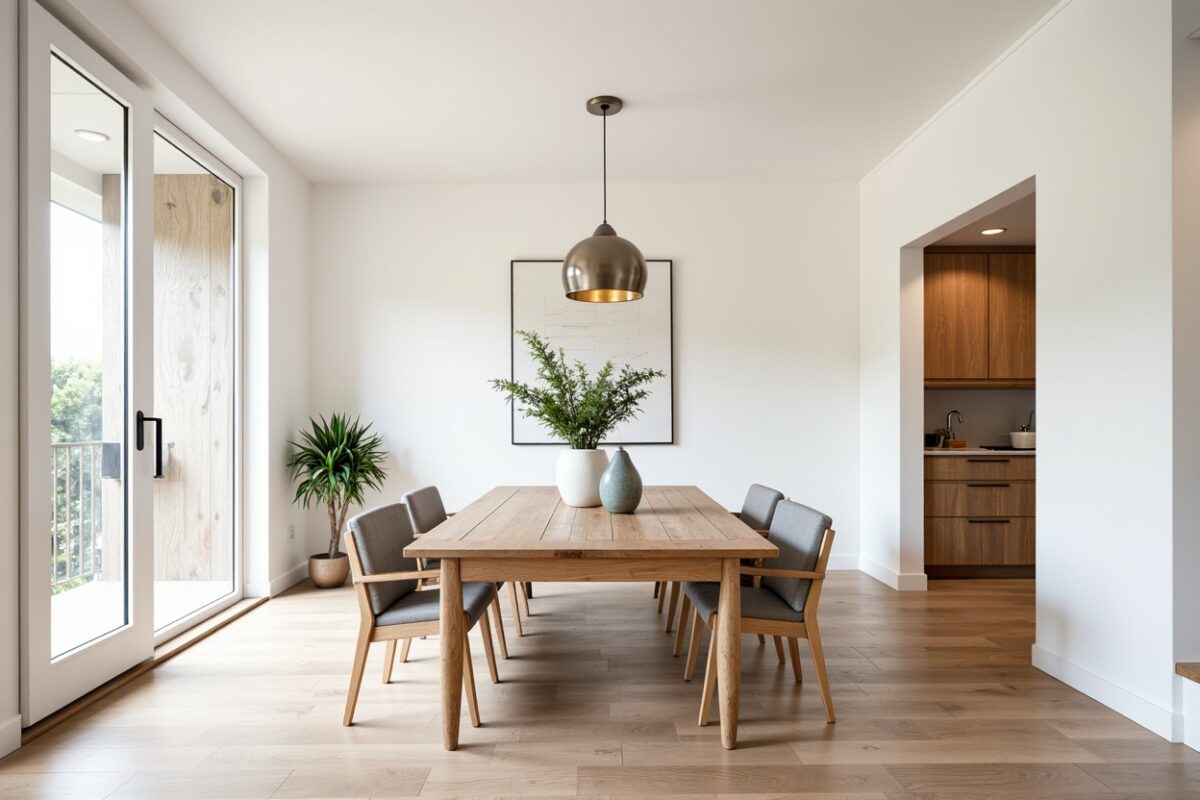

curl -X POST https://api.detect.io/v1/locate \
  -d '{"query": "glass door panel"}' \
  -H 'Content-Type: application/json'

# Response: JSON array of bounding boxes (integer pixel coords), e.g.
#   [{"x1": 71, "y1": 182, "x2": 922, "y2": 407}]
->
[
  {"x1": 151, "y1": 132, "x2": 238, "y2": 632},
  {"x1": 48, "y1": 54, "x2": 129, "y2": 658},
  {"x1": 21, "y1": 1, "x2": 155, "y2": 725}
]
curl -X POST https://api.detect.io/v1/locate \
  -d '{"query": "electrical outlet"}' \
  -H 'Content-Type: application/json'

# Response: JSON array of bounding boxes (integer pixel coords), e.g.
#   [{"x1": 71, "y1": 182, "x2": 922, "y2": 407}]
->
[{"x1": 288, "y1": 524, "x2": 296, "y2": 541}]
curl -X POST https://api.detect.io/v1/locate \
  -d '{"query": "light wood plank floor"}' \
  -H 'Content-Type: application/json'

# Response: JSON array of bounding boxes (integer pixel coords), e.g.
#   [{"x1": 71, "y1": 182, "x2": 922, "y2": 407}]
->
[{"x1": 2, "y1": 573, "x2": 1197, "y2": 798}]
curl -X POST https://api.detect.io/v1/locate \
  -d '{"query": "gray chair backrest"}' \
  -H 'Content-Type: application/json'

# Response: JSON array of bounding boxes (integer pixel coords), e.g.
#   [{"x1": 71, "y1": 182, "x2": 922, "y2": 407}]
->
[
  {"x1": 404, "y1": 485, "x2": 448, "y2": 533},
  {"x1": 762, "y1": 499, "x2": 832, "y2": 613},
  {"x1": 347, "y1": 503, "x2": 419, "y2": 616},
  {"x1": 740, "y1": 483, "x2": 784, "y2": 532}
]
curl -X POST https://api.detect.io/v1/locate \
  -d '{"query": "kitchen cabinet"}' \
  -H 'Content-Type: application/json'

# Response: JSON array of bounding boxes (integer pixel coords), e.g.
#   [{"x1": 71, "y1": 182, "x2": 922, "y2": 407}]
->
[
  {"x1": 987, "y1": 253, "x2": 1036, "y2": 380},
  {"x1": 924, "y1": 254, "x2": 988, "y2": 380},
  {"x1": 924, "y1": 454, "x2": 1035, "y2": 577},
  {"x1": 924, "y1": 250, "x2": 1035, "y2": 388}
]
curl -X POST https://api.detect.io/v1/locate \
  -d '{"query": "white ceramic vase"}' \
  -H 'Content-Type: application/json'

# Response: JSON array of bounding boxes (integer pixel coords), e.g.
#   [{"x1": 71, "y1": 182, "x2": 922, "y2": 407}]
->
[{"x1": 555, "y1": 448, "x2": 608, "y2": 507}]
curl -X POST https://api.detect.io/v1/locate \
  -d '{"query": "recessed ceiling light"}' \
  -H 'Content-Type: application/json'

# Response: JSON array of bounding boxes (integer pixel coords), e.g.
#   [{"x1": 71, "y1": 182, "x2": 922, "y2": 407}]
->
[
  {"x1": 980, "y1": 227, "x2": 1007, "y2": 236},
  {"x1": 74, "y1": 129, "x2": 109, "y2": 143}
]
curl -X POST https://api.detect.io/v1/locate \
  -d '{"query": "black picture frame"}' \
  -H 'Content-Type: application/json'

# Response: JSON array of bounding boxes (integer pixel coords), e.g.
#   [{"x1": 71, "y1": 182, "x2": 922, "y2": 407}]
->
[{"x1": 509, "y1": 259, "x2": 675, "y2": 446}]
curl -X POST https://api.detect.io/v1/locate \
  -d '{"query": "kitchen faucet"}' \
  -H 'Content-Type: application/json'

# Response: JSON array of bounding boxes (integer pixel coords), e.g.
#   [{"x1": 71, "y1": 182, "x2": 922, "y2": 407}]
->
[
  {"x1": 946, "y1": 410, "x2": 963, "y2": 441},
  {"x1": 1022, "y1": 410, "x2": 1035, "y2": 432}
]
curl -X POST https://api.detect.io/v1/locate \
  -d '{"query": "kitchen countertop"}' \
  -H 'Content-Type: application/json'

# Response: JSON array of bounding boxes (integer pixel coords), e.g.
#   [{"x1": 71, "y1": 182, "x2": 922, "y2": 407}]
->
[{"x1": 924, "y1": 448, "x2": 1035, "y2": 456}]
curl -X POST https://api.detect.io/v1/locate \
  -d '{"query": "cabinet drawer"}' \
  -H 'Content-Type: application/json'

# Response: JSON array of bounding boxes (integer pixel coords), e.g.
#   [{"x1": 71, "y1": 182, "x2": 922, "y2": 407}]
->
[
  {"x1": 925, "y1": 517, "x2": 1035, "y2": 566},
  {"x1": 925, "y1": 480, "x2": 1035, "y2": 517},
  {"x1": 925, "y1": 455, "x2": 1035, "y2": 481}
]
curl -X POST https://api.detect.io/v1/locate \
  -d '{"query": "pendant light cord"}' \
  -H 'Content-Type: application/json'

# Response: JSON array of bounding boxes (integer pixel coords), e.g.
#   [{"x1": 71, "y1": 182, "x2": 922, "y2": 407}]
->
[{"x1": 602, "y1": 106, "x2": 608, "y2": 223}]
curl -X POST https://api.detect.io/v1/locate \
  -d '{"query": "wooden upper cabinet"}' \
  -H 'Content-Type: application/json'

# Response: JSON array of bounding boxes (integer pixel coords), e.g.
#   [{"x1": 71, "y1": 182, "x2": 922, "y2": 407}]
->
[
  {"x1": 924, "y1": 254, "x2": 988, "y2": 380},
  {"x1": 924, "y1": 251, "x2": 1035, "y2": 387},
  {"x1": 987, "y1": 253, "x2": 1036, "y2": 380}
]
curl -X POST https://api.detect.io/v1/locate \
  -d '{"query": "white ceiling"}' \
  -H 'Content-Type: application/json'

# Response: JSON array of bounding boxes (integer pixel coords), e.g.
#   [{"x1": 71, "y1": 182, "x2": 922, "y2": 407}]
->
[
  {"x1": 934, "y1": 193, "x2": 1036, "y2": 246},
  {"x1": 125, "y1": 0, "x2": 1058, "y2": 184}
]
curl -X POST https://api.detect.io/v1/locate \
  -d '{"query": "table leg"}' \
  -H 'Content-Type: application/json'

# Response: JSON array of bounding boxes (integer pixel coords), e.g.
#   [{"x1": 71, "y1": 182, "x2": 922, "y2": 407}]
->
[
  {"x1": 440, "y1": 558, "x2": 464, "y2": 750},
  {"x1": 717, "y1": 557, "x2": 741, "y2": 749}
]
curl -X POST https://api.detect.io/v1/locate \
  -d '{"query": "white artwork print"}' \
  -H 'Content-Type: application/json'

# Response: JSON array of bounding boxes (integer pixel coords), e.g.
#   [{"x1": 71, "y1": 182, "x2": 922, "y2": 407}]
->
[{"x1": 510, "y1": 260, "x2": 673, "y2": 444}]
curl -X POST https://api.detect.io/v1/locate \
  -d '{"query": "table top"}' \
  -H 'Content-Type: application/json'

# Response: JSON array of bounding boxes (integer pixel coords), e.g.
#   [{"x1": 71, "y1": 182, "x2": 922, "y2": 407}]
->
[{"x1": 405, "y1": 485, "x2": 779, "y2": 560}]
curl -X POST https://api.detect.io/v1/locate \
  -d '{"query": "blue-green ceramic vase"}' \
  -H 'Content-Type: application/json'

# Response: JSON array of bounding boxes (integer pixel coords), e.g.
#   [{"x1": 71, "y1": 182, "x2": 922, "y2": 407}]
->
[{"x1": 599, "y1": 447, "x2": 642, "y2": 513}]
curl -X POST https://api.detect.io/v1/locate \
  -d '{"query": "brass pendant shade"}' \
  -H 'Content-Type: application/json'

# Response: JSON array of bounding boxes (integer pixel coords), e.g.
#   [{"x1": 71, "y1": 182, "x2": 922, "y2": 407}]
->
[
  {"x1": 562, "y1": 96, "x2": 647, "y2": 303},
  {"x1": 563, "y1": 223, "x2": 646, "y2": 302}
]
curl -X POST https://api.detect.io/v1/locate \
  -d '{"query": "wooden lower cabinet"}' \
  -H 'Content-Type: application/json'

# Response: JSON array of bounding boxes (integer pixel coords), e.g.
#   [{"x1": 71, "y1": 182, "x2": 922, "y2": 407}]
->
[
  {"x1": 925, "y1": 518, "x2": 1035, "y2": 565},
  {"x1": 925, "y1": 481, "x2": 1035, "y2": 517},
  {"x1": 925, "y1": 455, "x2": 1035, "y2": 578}
]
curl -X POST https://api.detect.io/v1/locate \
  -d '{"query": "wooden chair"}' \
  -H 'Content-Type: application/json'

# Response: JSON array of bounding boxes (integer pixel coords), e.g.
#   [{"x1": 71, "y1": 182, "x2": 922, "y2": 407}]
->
[
  {"x1": 660, "y1": 483, "x2": 784, "y2": 638},
  {"x1": 342, "y1": 502, "x2": 500, "y2": 727},
  {"x1": 682, "y1": 500, "x2": 837, "y2": 725},
  {"x1": 404, "y1": 485, "x2": 520, "y2": 649}
]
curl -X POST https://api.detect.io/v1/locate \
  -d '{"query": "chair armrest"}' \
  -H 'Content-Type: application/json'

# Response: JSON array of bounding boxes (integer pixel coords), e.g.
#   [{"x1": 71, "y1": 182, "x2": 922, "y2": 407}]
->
[
  {"x1": 355, "y1": 569, "x2": 440, "y2": 584},
  {"x1": 741, "y1": 566, "x2": 824, "y2": 580}
]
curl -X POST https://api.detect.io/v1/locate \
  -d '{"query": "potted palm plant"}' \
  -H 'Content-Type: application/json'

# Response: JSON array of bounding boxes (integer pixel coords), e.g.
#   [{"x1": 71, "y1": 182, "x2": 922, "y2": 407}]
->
[
  {"x1": 492, "y1": 331, "x2": 664, "y2": 507},
  {"x1": 287, "y1": 414, "x2": 388, "y2": 588}
]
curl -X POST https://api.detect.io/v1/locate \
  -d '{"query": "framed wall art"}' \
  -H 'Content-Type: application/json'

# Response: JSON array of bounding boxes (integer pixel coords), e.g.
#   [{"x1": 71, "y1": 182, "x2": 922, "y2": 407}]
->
[{"x1": 509, "y1": 259, "x2": 674, "y2": 445}]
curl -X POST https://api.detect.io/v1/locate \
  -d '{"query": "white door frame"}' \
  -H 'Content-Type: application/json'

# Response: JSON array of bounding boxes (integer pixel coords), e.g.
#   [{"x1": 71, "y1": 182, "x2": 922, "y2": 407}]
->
[
  {"x1": 18, "y1": 0, "x2": 155, "y2": 725},
  {"x1": 149, "y1": 113, "x2": 245, "y2": 645}
]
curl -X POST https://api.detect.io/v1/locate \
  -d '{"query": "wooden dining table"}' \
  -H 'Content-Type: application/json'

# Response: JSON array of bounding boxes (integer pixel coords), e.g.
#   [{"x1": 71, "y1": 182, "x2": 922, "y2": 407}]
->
[{"x1": 405, "y1": 484, "x2": 778, "y2": 751}]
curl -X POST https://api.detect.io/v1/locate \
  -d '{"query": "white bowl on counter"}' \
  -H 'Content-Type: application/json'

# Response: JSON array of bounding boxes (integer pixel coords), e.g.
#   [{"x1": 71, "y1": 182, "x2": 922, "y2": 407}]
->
[{"x1": 1009, "y1": 431, "x2": 1036, "y2": 449}]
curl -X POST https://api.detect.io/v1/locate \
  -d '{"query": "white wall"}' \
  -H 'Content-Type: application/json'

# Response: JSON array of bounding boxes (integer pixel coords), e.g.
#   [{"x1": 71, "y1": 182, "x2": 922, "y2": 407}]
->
[
  {"x1": 1173, "y1": 0, "x2": 1200, "y2": 745},
  {"x1": 1, "y1": 0, "x2": 23, "y2": 757},
  {"x1": 860, "y1": 0, "x2": 1182, "y2": 738},
  {"x1": 309, "y1": 182, "x2": 860, "y2": 565},
  {"x1": 1173, "y1": 0, "x2": 1200, "y2": 672}
]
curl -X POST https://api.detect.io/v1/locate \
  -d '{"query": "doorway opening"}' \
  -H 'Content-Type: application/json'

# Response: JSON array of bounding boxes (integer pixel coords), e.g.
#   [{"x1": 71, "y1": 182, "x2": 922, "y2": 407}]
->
[{"x1": 921, "y1": 190, "x2": 1036, "y2": 580}]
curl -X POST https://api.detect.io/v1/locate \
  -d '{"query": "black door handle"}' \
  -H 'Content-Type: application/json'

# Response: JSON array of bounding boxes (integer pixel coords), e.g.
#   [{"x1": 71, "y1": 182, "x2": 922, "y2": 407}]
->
[{"x1": 136, "y1": 410, "x2": 164, "y2": 480}]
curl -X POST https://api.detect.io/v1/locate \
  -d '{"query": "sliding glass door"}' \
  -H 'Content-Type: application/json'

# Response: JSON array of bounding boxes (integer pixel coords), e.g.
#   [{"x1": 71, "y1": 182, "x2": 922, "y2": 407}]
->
[
  {"x1": 21, "y1": 1, "x2": 156, "y2": 724},
  {"x1": 20, "y1": 1, "x2": 242, "y2": 723}
]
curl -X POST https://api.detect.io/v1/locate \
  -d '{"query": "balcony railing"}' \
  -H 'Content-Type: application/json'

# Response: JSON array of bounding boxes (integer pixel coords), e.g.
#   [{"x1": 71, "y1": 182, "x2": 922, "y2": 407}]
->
[{"x1": 51, "y1": 441, "x2": 105, "y2": 592}]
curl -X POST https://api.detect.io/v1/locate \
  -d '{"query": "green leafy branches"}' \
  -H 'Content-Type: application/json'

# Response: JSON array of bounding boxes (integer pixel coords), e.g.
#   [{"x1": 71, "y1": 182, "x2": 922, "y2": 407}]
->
[
  {"x1": 492, "y1": 330, "x2": 665, "y2": 450},
  {"x1": 287, "y1": 414, "x2": 388, "y2": 558}
]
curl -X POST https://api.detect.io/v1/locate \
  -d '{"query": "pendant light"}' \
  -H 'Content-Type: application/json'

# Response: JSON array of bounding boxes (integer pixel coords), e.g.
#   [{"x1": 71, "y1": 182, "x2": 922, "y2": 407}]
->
[{"x1": 562, "y1": 96, "x2": 647, "y2": 302}]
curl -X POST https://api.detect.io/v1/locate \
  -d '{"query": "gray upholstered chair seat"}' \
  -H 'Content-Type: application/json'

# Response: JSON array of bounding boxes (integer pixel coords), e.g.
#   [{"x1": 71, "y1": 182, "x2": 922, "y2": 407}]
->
[
  {"x1": 375, "y1": 581, "x2": 496, "y2": 627},
  {"x1": 682, "y1": 582, "x2": 804, "y2": 624}
]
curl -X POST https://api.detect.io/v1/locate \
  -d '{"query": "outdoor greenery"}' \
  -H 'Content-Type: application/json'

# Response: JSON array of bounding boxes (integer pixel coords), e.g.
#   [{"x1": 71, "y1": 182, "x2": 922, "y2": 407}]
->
[
  {"x1": 287, "y1": 414, "x2": 389, "y2": 559},
  {"x1": 491, "y1": 330, "x2": 665, "y2": 450},
  {"x1": 49, "y1": 359, "x2": 105, "y2": 593},
  {"x1": 52, "y1": 359, "x2": 103, "y2": 443}
]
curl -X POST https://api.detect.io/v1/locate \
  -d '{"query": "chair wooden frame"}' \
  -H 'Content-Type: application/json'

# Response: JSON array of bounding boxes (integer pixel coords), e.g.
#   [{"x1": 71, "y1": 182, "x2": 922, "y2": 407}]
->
[
  {"x1": 658, "y1": 507, "x2": 775, "y2": 633},
  {"x1": 342, "y1": 529, "x2": 499, "y2": 727},
  {"x1": 683, "y1": 528, "x2": 837, "y2": 726},
  {"x1": 411, "y1": 510, "x2": 526, "y2": 645}
]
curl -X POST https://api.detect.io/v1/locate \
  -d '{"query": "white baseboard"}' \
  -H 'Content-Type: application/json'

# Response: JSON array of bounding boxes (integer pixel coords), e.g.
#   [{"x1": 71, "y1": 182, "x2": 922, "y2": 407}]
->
[
  {"x1": 858, "y1": 557, "x2": 927, "y2": 591},
  {"x1": 1182, "y1": 676, "x2": 1200, "y2": 751},
  {"x1": 827, "y1": 554, "x2": 859, "y2": 571},
  {"x1": 269, "y1": 563, "x2": 309, "y2": 597},
  {"x1": 245, "y1": 562, "x2": 308, "y2": 599},
  {"x1": 0, "y1": 714, "x2": 21, "y2": 759},
  {"x1": 1032, "y1": 643, "x2": 1180, "y2": 741}
]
